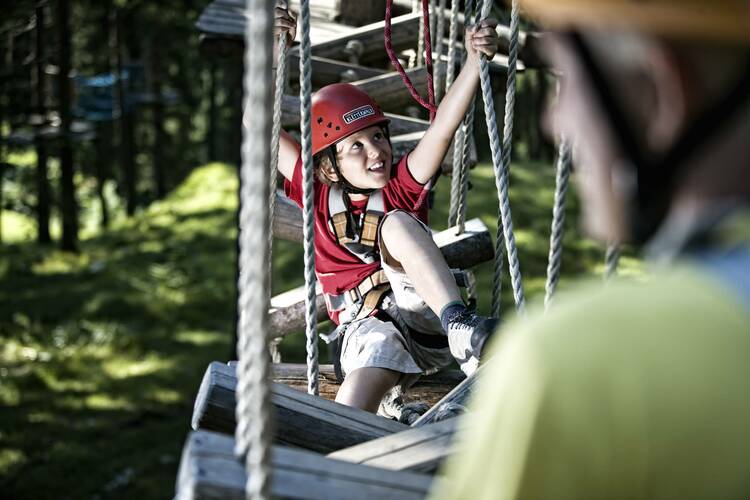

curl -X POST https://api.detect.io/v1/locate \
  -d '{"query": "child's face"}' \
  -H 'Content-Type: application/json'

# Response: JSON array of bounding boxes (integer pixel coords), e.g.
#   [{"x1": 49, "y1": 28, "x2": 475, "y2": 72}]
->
[{"x1": 334, "y1": 125, "x2": 392, "y2": 191}]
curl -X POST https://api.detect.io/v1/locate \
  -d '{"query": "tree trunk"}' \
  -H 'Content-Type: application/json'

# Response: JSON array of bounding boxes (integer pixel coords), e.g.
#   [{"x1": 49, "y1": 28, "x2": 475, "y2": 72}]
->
[
  {"x1": 57, "y1": 0, "x2": 78, "y2": 252},
  {"x1": 35, "y1": 3, "x2": 51, "y2": 244},
  {"x1": 150, "y1": 32, "x2": 167, "y2": 198},
  {"x1": 115, "y1": 8, "x2": 137, "y2": 216}
]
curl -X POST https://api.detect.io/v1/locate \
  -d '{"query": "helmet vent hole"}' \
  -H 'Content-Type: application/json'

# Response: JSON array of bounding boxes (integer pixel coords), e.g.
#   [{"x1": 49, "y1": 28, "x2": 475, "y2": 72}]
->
[
  {"x1": 324, "y1": 132, "x2": 328, "y2": 137},
  {"x1": 327, "y1": 122, "x2": 333, "y2": 128},
  {"x1": 335, "y1": 126, "x2": 340, "y2": 131},
  {"x1": 317, "y1": 117, "x2": 323, "y2": 124}
]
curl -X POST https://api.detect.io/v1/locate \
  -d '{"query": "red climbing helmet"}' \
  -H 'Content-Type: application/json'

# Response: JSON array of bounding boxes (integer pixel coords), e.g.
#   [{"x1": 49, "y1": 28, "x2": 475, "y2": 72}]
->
[{"x1": 312, "y1": 83, "x2": 390, "y2": 155}]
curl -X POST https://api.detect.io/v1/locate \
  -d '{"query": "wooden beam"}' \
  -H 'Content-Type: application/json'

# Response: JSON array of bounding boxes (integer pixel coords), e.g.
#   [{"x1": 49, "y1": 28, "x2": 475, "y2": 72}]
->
[
  {"x1": 273, "y1": 189, "x2": 304, "y2": 242},
  {"x1": 390, "y1": 130, "x2": 477, "y2": 175},
  {"x1": 352, "y1": 67, "x2": 428, "y2": 113},
  {"x1": 305, "y1": 12, "x2": 422, "y2": 65},
  {"x1": 328, "y1": 418, "x2": 458, "y2": 474},
  {"x1": 269, "y1": 218, "x2": 493, "y2": 336},
  {"x1": 192, "y1": 361, "x2": 407, "y2": 452},
  {"x1": 287, "y1": 53, "x2": 387, "y2": 86},
  {"x1": 177, "y1": 430, "x2": 434, "y2": 500}
]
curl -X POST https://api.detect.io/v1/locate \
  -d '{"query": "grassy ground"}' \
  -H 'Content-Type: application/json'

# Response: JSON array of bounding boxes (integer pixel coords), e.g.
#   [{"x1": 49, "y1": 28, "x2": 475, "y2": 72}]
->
[{"x1": 0, "y1": 159, "x2": 640, "y2": 499}]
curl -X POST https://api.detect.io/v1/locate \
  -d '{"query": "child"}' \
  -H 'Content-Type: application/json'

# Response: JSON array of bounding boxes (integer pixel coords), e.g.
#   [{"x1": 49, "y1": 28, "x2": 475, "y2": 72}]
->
[{"x1": 273, "y1": 4, "x2": 500, "y2": 414}]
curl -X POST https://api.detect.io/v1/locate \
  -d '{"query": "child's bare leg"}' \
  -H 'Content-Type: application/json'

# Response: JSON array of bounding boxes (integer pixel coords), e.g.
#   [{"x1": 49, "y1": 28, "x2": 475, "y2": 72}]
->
[
  {"x1": 335, "y1": 367, "x2": 400, "y2": 412},
  {"x1": 380, "y1": 211, "x2": 462, "y2": 316}
]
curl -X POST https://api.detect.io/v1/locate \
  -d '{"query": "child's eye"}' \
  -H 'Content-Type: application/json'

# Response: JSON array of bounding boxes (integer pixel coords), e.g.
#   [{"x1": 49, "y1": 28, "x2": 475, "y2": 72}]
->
[
  {"x1": 373, "y1": 132, "x2": 383, "y2": 140},
  {"x1": 351, "y1": 142, "x2": 362, "y2": 150}
]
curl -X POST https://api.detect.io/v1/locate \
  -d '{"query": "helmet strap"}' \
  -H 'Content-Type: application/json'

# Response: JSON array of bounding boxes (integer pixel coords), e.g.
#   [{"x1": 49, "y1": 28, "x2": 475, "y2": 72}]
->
[
  {"x1": 325, "y1": 145, "x2": 378, "y2": 196},
  {"x1": 569, "y1": 32, "x2": 750, "y2": 244}
]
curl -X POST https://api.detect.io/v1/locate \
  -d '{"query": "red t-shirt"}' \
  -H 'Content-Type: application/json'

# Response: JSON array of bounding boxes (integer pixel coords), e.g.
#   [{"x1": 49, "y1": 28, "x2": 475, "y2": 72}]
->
[{"x1": 284, "y1": 153, "x2": 429, "y2": 324}]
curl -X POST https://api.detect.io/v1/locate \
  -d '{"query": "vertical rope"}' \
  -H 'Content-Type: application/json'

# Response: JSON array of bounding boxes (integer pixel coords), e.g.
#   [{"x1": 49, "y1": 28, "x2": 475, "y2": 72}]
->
[
  {"x1": 450, "y1": 0, "x2": 476, "y2": 232},
  {"x1": 268, "y1": 35, "x2": 288, "y2": 363},
  {"x1": 299, "y1": 0, "x2": 319, "y2": 396},
  {"x1": 235, "y1": 0, "x2": 273, "y2": 498},
  {"x1": 483, "y1": 0, "x2": 525, "y2": 315},
  {"x1": 605, "y1": 243, "x2": 621, "y2": 281},
  {"x1": 408, "y1": 0, "x2": 419, "y2": 68},
  {"x1": 544, "y1": 139, "x2": 572, "y2": 309},
  {"x1": 445, "y1": 0, "x2": 459, "y2": 93},
  {"x1": 433, "y1": 0, "x2": 446, "y2": 103},
  {"x1": 416, "y1": 0, "x2": 426, "y2": 67}
]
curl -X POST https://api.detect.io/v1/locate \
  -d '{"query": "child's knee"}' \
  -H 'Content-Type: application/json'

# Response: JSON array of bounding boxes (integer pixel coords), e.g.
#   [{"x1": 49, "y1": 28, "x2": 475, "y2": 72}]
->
[{"x1": 380, "y1": 210, "x2": 419, "y2": 242}]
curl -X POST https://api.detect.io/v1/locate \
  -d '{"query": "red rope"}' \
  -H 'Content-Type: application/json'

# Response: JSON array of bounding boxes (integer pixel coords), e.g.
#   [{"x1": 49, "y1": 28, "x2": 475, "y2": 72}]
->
[{"x1": 384, "y1": 0, "x2": 437, "y2": 121}]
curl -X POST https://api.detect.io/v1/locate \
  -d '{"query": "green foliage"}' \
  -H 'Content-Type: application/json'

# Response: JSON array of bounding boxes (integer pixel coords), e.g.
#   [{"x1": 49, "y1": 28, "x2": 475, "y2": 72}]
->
[{"x1": 0, "y1": 160, "x2": 641, "y2": 498}]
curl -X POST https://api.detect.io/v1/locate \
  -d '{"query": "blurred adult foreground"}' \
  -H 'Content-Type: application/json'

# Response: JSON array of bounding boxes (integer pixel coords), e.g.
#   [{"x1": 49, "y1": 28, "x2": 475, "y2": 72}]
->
[{"x1": 432, "y1": 1, "x2": 750, "y2": 499}]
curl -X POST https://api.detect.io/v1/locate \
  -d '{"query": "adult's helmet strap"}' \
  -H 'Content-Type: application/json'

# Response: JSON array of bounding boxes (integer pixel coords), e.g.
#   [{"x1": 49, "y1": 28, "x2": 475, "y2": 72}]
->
[{"x1": 569, "y1": 32, "x2": 750, "y2": 244}]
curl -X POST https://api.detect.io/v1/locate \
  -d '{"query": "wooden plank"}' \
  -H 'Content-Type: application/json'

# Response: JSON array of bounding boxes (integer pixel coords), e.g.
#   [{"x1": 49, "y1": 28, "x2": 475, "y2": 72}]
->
[
  {"x1": 328, "y1": 418, "x2": 458, "y2": 474},
  {"x1": 176, "y1": 430, "x2": 434, "y2": 500},
  {"x1": 273, "y1": 189, "x2": 304, "y2": 242},
  {"x1": 287, "y1": 54, "x2": 387, "y2": 87},
  {"x1": 352, "y1": 68, "x2": 428, "y2": 113},
  {"x1": 192, "y1": 361, "x2": 407, "y2": 453},
  {"x1": 269, "y1": 218, "x2": 493, "y2": 337}
]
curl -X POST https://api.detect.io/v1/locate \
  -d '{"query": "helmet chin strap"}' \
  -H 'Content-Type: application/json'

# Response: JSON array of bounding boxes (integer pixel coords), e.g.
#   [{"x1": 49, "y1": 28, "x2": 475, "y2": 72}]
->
[{"x1": 569, "y1": 32, "x2": 750, "y2": 245}]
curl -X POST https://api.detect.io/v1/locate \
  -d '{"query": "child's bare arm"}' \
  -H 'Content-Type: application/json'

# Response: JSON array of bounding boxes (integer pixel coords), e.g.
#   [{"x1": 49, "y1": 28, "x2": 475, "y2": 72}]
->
[{"x1": 407, "y1": 19, "x2": 499, "y2": 184}]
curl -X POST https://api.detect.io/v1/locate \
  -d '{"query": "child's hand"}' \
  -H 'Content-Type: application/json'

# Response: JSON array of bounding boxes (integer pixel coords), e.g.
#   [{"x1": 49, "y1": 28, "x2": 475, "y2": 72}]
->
[
  {"x1": 274, "y1": 1, "x2": 297, "y2": 45},
  {"x1": 465, "y1": 19, "x2": 499, "y2": 64}
]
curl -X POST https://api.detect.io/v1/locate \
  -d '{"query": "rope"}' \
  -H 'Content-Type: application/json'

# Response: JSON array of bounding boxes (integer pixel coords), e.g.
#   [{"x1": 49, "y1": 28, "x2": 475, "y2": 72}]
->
[
  {"x1": 484, "y1": 0, "x2": 525, "y2": 315},
  {"x1": 433, "y1": 0, "x2": 446, "y2": 103},
  {"x1": 416, "y1": 0, "x2": 426, "y2": 67},
  {"x1": 544, "y1": 138, "x2": 572, "y2": 309},
  {"x1": 408, "y1": 0, "x2": 419, "y2": 68},
  {"x1": 445, "y1": 0, "x2": 459, "y2": 93},
  {"x1": 235, "y1": 0, "x2": 274, "y2": 497},
  {"x1": 268, "y1": 35, "x2": 288, "y2": 363},
  {"x1": 605, "y1": 243, "x2": 621, "y2": 281},
  {"x1": 449, "y1": 1, "x2": 476, "y2": 231},
  {"x1": 385, "y1": 0, "x2": 437, "y2": 120},
  {"x1": 299, "y1": 0, "x2": 319, "y2": 396}
]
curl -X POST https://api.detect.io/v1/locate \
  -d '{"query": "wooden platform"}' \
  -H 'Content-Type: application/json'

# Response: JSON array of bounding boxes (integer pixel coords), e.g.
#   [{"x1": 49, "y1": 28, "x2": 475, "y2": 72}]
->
[
  {"x1": 192, "y1": 362, "x2": 464, "y2": 448},
  {"x1": 177, "y1": 430, "x2": 434, "y2": 500}
]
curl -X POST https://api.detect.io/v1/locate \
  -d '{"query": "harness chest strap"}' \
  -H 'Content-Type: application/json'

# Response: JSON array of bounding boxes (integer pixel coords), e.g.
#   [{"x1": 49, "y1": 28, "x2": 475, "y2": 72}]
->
[{"x1": 328, "y1": 185, "x2": 385, "y2": 263}]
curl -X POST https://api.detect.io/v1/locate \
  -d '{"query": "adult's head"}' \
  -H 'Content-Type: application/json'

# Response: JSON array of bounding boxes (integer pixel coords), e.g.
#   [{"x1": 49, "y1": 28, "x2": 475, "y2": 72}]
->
[{"x1": 520, "y1": 0, "x2": 750, "y2": 244}]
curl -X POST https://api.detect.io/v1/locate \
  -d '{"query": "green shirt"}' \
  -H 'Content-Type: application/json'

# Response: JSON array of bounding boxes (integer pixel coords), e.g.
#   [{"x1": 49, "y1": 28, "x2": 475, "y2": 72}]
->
[{"x1": 432, "y1": 264, "x2": 750, "y2": 500}]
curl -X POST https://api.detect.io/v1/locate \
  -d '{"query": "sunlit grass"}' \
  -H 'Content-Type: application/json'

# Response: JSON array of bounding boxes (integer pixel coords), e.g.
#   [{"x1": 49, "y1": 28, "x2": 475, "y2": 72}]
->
[{"x1": 0, "y1": 158, "x2": 644, "y2": 499}]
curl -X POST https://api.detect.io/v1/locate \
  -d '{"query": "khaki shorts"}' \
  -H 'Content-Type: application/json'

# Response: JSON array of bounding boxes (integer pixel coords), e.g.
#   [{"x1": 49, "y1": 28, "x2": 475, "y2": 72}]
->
[{"x1": 337, "y1": 210, "x2": 454, "y2": 379}]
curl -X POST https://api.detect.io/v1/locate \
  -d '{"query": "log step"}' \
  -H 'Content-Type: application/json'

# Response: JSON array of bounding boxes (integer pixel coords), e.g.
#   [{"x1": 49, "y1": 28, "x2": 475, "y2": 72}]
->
[
  {"x1": 177, "y1": 430, "x2": 434, "y2": 500},
  {"x1": 192, "y1": 361, "x2": 407, "y2": 453},
  {"x1": 328, "y1": 418, "x2": 458, "y2": 474}
]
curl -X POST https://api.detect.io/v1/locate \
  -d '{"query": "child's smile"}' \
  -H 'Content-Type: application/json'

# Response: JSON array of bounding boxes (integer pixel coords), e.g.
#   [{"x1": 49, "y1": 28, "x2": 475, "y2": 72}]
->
[{"x1": 335, "y1": 125, "x2": 393, "y2": 193}]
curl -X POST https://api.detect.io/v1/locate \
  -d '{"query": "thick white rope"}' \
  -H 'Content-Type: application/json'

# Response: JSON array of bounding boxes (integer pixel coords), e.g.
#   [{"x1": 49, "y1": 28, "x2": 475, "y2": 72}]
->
[
  {"x1": 267, "y1": 35, "x2": 288, "y2": 363},
  {"x1": 544, "y1": 138, "x2": 572, "y2": 309},
  {"x1": 484, "y1": 0, "x2": 525, "y2": 315},
  {"x1": 235, "y1": 0, "x2": 274, "y2": 497},
  {"x1": 433, "y1": 0, "x2": 447, "y2": 103},
  {"x1": 299, "y1": 0, "x2": 319, "y2": 396},
  {"x1": 445, "y1": 0, "x2": 459, "y2": 92},
  {"x1": 450, "y1": 0, "x2": 477, "y2": 231}
]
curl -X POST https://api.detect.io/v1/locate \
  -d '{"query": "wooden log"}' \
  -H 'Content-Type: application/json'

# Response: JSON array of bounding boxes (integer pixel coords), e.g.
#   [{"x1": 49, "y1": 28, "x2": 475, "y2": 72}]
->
[
  {"x1": 269, "y1": 218, "x2": 493, "y2": 336},
  {"x1": 327, "y1": 418, "x2": 458, "y2": 474},
  {"x1": 192, "y1": 361, "x2": 407, "y2": 452},
  {"x1": 176, "y1": 430, "x2": 434, "y2": 500},
  {"x1": 273, "y1": 189, "x2": 304, "y2": 242},
  {"x1": 287, "y1": 54, "x2": 387, "y2": 86},
  {"x1": 281, "y1": 94, "x2": 430, "y2": 135},
  {"x1": 271, "y1": 363, "x2": 465, "y2": 404},
  {"x1": 352, "y1": 68, "x2": 428, "y2": 113},
  {"x1": 305, "y1": 12, "x2": 422, "y2": 65},
  {"x1": 390, "y1": 130, "x2": 477, "y2": 175}
]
